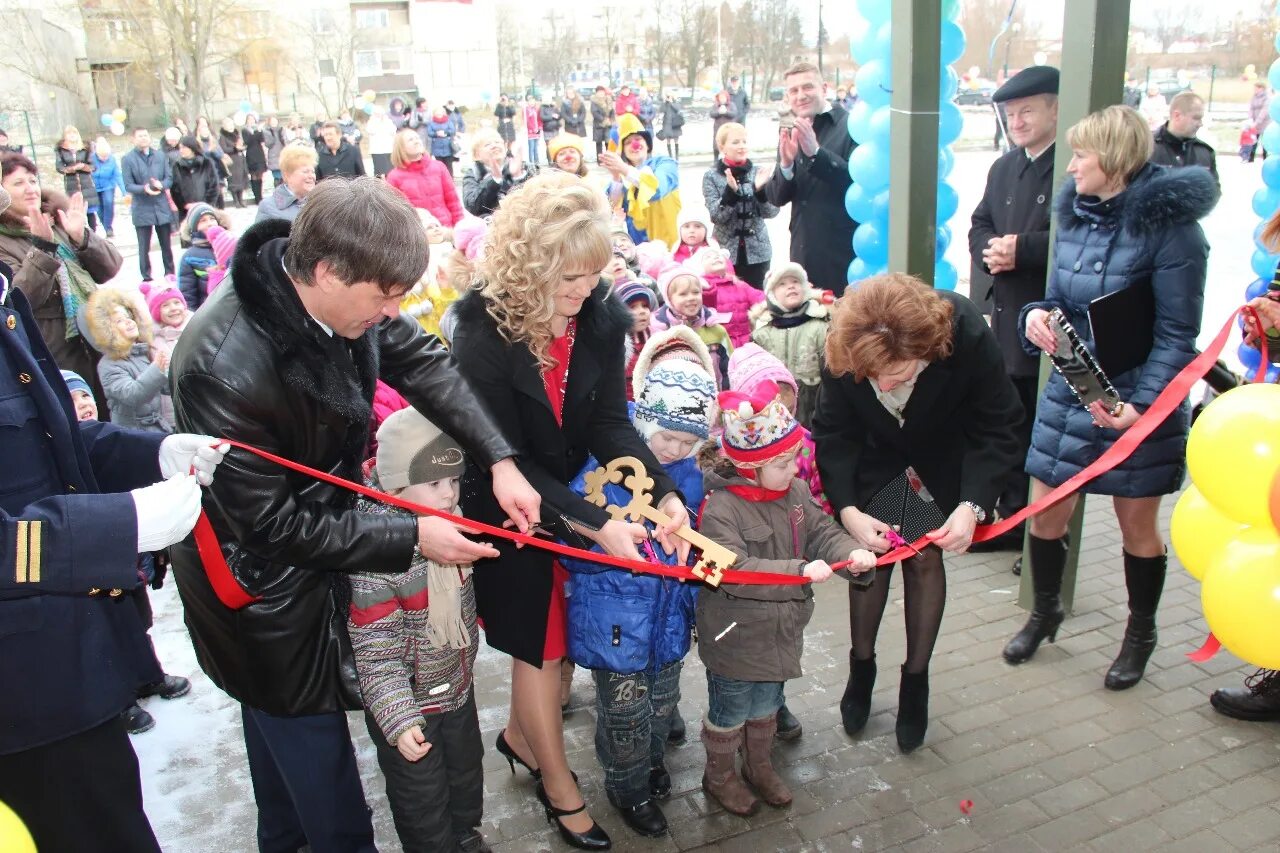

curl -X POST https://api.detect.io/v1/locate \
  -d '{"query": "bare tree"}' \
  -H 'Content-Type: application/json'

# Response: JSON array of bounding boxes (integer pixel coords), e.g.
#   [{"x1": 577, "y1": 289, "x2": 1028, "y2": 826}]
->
[
  {"x1": 533, "y1": 10, "x2": 579, "y2": 95},
  {"x1": 495, "y1": 3, "x2": 522, "y2": 95},
  {"x1": 958, "y1": 0, "x2": 1030, "y2": 78},
  {"x1": 751, "y1": 0, "x2": 803, "y2": 102},
  {"x1": 643, "y1": 0, "x2": 675, "y2": 95},
  {"x1": 674, "y1": 0, "x2": 714, "y2": 90},
  {"x1": 1141, "y1": 1, "x2": 1198, "y2": 53},
  {"x1": 112, "y1": 0, "x2": 247, "y2": 124},
  {"x1": 282, "y1": 8, "x2": 365, "y2": 118},
  {"x1": 596, "y1": 4, "x2": 625, "y2": 86},
  {"x1": 0, "y1": 7, "x2": 95, "y2": 117}
]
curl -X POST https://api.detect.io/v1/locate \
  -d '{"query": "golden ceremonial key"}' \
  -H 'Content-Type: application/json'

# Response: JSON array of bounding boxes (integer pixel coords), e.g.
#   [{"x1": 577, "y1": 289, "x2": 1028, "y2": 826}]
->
[{"x1": 582, "y1": 456, "x2": 737, "y2": 587}]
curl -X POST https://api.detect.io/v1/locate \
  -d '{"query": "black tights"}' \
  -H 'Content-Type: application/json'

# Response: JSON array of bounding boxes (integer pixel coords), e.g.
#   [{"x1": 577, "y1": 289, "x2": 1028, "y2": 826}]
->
[
  {"x1": 848, "y1": 546, "x2": 946, "y2": 675},
  {"x1": 665, "y1": 139, "x2": 680, "y2": 159}
]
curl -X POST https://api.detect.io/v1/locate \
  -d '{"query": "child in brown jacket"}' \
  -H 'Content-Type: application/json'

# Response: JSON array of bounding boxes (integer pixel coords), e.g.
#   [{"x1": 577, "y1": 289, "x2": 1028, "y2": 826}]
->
[{"x1": 696, "y1": 380, "x2": 876, "y2": 816}]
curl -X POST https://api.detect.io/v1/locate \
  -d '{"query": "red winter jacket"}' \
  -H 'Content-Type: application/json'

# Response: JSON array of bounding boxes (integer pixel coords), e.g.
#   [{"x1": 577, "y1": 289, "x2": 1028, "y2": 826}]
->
[
  {"x1": 524, "y1": 106, "x2": 543, "y2": 138},
  {"x1": 615, "y1": 92, "x2": 640, "y2": 116},
  {"x1": 702, "y1": 273, "x2": 764, "y2": 347},
  {"x1": 386, "y1": 157, "x2": 463, "y2": 226}
]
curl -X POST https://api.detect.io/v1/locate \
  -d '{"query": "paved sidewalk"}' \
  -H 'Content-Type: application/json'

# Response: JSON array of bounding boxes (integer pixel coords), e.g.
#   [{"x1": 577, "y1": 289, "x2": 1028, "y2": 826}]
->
[{"x1": 139, "y1": 496, "x2": 1279, "y2": 853}]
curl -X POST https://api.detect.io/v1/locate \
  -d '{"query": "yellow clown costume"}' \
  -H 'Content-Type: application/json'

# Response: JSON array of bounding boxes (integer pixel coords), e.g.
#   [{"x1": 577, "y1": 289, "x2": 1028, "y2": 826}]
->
[{"x1": 609, "y1": 113, "x2": 681, "y2": 247}]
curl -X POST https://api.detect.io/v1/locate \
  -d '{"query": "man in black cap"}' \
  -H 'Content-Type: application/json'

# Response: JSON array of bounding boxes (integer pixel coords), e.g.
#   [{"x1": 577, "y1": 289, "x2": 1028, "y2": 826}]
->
[
  {"x1": 1150, "y1": 91, "x2": 1219, "y2": 187},
  {"x1": 967, "y1": 65, "x2": 1059, "y2": 565}
]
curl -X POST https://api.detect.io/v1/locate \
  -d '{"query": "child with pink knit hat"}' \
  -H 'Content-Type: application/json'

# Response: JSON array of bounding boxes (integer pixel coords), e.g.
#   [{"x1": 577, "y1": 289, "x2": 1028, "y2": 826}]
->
[
  {"x1": 201, "y1": 224, "x2": 238, "y2": 296},
  {"x1": 691, "y1": 246, "x2": 762, "y2": 347},
  {"x1": 139, "y1": 277, "x2": 192, "y2": 427},
  {"x1": 649, "y1": 261, "x2": 733, "y2": 388}
]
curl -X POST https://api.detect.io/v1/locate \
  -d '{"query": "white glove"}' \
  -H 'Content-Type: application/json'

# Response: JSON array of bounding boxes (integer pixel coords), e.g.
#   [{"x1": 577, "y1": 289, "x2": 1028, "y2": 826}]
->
[
  {"x1": 802, "y1": 560, "x2": 834, "y2": 583},
  {"x1": 132, "y1": 473, "x2": 203, "y2": 551},
  {"x1": 159, "y1": 434, "x2": 230, "y2": 486}
]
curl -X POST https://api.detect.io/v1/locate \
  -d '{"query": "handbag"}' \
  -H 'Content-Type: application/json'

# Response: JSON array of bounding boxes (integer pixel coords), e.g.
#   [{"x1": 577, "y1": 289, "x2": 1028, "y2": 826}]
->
[
  {"x1": 451, "y1": 136, "x2": 462, "y2": 157},
  {"x1": 862, "y1": 467, "x2": 948, "y2": 545}
]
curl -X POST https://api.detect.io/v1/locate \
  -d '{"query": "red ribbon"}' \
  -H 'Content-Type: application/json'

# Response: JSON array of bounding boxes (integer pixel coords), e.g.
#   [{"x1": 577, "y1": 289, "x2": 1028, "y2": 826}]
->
[
  {"x1": 196, "y1": 307, "x2": 1257, "y2": 612},
  {"x1": 1187, "y1": 632, "x2": 1221, "y2": 662}
]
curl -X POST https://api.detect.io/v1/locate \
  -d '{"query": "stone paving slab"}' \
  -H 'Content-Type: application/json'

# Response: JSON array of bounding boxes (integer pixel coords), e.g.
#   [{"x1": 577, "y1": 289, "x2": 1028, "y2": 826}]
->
[{"x1": 136, "y1": 495, "x2": 1280, "y2": 852}]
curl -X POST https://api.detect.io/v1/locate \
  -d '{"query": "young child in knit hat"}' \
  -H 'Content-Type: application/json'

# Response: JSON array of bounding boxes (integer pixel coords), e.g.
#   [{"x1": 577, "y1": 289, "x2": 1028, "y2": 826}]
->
[
  {"x1": 176, "y1": 202, "x2": 230, "y2": 311},
  {"x1": 693, "y1": 245, "x2": 763, "y2": 347},
  {"x1": 139, "y1": 278, "x2": 192, "y2": 427},
  {"x1": 671, "y1": 208, "x2": 730, "y2": 269},
  {"x1": 750, "y1": 262, "x2": 831, "y2": 427},
  {"x1": 562, "y1": 329, "x2": 718, "y2": 837},
  {"x1": 61, "y1": 369, "x2": 98, "y2": 422},
  {"x1": 348, "y1": 408, "x2": 490, "y2": 853},
  {"x1": 695, "y1": 381, "x2": 876, "y2": 817},
  {"x1": 727, "y1": 341, "x2": 831, "y2": 507},
  {"x1": 615, "y1": 279, "x2": 656, "y2": 399},
  {"x1": 649, "y1": 262, "x2": 733, "y2": 389}
]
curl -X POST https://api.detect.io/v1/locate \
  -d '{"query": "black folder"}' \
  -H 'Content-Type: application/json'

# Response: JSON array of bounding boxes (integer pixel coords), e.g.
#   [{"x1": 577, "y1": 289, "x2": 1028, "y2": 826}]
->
[{"x1": 1089, "y1": 279, "x2": 1154, "y2": 377}]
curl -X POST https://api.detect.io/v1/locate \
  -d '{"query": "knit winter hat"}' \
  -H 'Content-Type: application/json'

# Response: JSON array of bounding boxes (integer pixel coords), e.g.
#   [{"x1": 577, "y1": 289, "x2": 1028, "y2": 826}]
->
[
  {"x1": 184, "y1": 202, "x2": 217, "y2": 236},
  {"x1": 632, "y1": 325, "x2": 716, "y2": 401},
  {"x1": 139, "y1": 277, "x2": 187, "y2": 324},
  {"x1": 633, "y1": 359, "x2": 717, "y2": 442},
  {"x1": 657, "y1": 262, "x2": 707, "y2": 305},
  {"x1": 633, "y1": 239, "x2": 670, "y2": 280},
  {"x1": 676, "y1": 208, "x2": 711, "y2": 235},
  {"x1": 452, "y1": 216, "x2": 488, "y2": 262},
  {"x1": 61, "y1": 369, "x2": 91, "y2": 398},
  {"x1": 614, "y1": 278, "x2": 656, "y2": 309},
  {"x1": 728, "y1": 343, "x2": 799, "y2": 397},
  {"x1": 375, "y1": 408, "x2": 467, "y2": 491},
  {"x1": 691, "y1": 245, "x2": 729, "y2": 273},
  {"x1": 765, "y1": 262, "x2": 813, "y2": 300},
  {"x1": 205, "y1": 225, "x2": 238, "y2": 268},
  {"x1": 547, "y1": 132, "x2": 586, "y2": 163},
  {"x1": 718, "y1": 380, "x2": 803, "y2": 468}
]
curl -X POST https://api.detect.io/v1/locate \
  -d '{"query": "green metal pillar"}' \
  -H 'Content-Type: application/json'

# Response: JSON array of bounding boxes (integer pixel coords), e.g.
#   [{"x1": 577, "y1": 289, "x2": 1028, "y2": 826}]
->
[
  {"x1": 888, "y1": 0, "x2": 941, "y2": 282},
  {"x1": 1018, "y1": 0, "x2": 1131, "y2": 615}
]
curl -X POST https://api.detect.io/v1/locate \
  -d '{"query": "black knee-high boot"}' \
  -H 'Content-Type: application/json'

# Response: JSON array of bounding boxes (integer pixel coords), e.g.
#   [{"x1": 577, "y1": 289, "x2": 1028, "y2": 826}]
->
[
  {"x1": 1104, "y1": 551, "x2": 1166, "y2": 690},
  {"x1": 1002, "y1": 534, "x2": 1068, "y2": 664}
]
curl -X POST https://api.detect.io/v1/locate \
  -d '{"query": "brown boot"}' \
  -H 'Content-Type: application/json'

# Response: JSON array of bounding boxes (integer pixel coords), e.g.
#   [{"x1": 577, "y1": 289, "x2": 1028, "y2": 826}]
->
[
  {"x1": 741, "y1": 715, "x2": 792, "y2": 807},
  {"x1": 559, "y1": 659, "x2": 575, "y2": 710},
  {"x1": 700, "y1": 722, "x2": 760, "y2": 816}
]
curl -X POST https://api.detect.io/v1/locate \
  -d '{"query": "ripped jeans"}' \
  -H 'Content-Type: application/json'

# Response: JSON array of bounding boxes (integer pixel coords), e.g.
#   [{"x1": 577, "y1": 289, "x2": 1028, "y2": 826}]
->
[{"x1": 591, "y1": 662, "x2": 682, "y2": 808}]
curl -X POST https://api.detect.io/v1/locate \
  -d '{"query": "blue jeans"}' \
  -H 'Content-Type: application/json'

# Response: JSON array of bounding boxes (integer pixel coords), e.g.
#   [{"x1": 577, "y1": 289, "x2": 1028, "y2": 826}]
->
[
  {"x1": 705, "y1": 670, "x2": 784, "y2": 729},
  {"x1": 527, "y1": 138, "x2": 540, "y2": 165},
  {"x1": 240, "y1": 705, "x2": 376, "y2": 853},
  {"x1": 591, "y1": 662, "x2": 682, "y2": 807},
  {"x1": 98, "y1": 192, "x2": 115, "y2": 232}
]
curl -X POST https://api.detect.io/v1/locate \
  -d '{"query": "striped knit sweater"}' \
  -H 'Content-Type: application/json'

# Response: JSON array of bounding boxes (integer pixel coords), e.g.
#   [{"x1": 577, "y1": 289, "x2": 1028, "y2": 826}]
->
[{"x1": 348, "y1": 498, "x2": 479, "y2": 746}]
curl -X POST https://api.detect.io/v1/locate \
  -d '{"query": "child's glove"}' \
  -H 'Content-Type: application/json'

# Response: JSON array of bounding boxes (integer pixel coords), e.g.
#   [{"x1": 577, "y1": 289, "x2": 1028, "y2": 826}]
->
[
  {"x1": 847, "y1": 549, "x2": 877, "y2": 573},
  {"x1": 803, "y1": 560, "x2": 833, "y2": 583}
]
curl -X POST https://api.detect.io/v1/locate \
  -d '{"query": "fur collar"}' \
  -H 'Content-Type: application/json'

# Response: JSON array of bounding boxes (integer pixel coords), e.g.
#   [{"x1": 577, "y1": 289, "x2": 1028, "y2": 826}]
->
[
  {"x1": 452, "y1": 279, "x2": 632, "y2": 352},
  {"x1": 230, "y1": 218, "x2": 377, "y2": 427},
  {"x1": 1053, "y1": 162, "x2": 1219, "y2": 235}
]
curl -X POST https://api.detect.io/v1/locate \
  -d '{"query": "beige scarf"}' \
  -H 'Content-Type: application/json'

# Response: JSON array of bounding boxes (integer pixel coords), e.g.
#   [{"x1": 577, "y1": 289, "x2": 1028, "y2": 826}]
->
[{"x1": 425, "y1": 509, "x2": 474, "y2": 649}]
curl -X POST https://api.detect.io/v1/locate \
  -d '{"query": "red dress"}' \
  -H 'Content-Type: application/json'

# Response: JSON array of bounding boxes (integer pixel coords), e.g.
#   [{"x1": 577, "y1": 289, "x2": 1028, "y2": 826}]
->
[{"x1": 540, "y1": 324, "x2": 574, "y2": 660}]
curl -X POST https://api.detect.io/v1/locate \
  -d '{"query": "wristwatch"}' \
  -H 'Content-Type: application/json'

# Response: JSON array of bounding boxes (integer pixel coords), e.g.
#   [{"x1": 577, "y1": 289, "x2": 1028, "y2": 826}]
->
[{"x1": 959, "y1": 501, "x2": 987, "y2": 523}]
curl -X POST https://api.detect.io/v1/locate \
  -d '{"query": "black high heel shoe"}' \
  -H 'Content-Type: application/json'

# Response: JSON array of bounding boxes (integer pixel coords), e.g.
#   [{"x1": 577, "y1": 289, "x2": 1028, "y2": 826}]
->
[
  {"x1": 535, "y1": 781, "x2": 612, "y2": 850},
  {"x1": 496, "y1": 730, "x2": 540, "y2": 779}
]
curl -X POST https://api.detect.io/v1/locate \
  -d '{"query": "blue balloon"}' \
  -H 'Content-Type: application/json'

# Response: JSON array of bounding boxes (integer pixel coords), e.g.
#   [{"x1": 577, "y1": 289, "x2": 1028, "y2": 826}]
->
[
  {"x1": 848, "y1": 142, "x2": 891, "y2": 193},
  {"x1": 1265, "y1": 122, "x2": 1280, "y2": 156},
  {"x1": 100, "y1": 113, "x2": 113, "y2": 128},
  {"x1": 936, "y1": 223, "x2": 952, "y2": 256},
  {"x1": 940, "y1": 20, "x2": 966, "y2": 66},
  {"x1": 239, "y1": 100, "x2": 252, "y2": 112},
  {"x1": 848, "y1": 257, "x2": 874, "y2": 287},
  {"x1": 856, "y1": 60, "x2": 892, "y2": 108},
  {"x1": 1239, "y1": 341, "x2": 1264, "y2": 371},
  {"x1": 362, "y1": 103, "x2": 374, "y2": 116},
  {"x1": 1264, "y1": 157, "x2": 1280, "y2": 190},
  {"x1": 847, "y1": 99, "x2": 874, "y2": 143},
  {"x1": 1253, "y1": 186, "x2": 1280, "y2": 219},
  {"x1": 480, "y1": 91, "x2": 492, "y2": 102},
  {"x1": 1270, "y1": 58, "x2": 1280, "y2": 93},
  {"x1": 857, "y1": 0, "x2": 891, "y2": 27},
  {"x1": 1252, "y1": 249, "x2": 1280, "y2": 280},
  {"x1": 844, "y1": 182, "x2": 877, "y2": 222},
  {"x1": 939, "y1": 65, "x2": 959, "y2": 102},
  {"x1": 943, "y1": 0, "x2": 960, "y2": 20},
  {"x1": 935, "y1": 259, "x2": 958, "y2": 291},
  {"x1": 1247, "y1": 277, "x2": 1271, "y2": 300},
  {"x1": 937, "y1": 146, "x2": 955, "y2": 180},
  {"x1": 851, "y1": 18, "x2": 877, "y2": 64},
  {"x1": 938, "y1": 101, "x2": 963, "y2": 146},
  {"x1": 853, "y1": 221, "x2": 888, "y2": 267},
  {"x1": 872, "y1": 23, "x2": 893, "y2": 63},
  {"x1": 870, "y1": 190, "x2": 890, "y2": 227},
  {"x1": 867, "y1": 105, "x2": 891, "y2": 148},
  {"x1": 1267, "y1": 365, "x2": 1280, "y2": 384},
  {"x1": 936, "y1": 181, "x2": 959, "y2": 224},
  {"x1": 1269, "y1": 96, "x2": 1280, "y2": 125}
]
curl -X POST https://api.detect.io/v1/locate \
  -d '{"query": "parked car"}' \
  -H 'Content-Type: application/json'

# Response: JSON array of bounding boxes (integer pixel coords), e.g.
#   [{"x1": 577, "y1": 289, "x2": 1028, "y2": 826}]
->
[{"x1": 956, "y1": 85, "x2": 995, "y2": 106}]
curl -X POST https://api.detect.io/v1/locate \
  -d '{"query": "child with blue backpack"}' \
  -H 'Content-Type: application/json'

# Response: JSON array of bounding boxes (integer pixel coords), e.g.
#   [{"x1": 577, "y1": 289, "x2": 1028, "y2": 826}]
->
[{"x1": 562, "y1": 326, "x2": 719, "y2": 840}]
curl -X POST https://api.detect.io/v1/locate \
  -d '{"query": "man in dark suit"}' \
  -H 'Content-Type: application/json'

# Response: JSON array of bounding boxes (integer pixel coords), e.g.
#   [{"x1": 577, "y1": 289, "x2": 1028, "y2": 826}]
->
[
  {"x1": 765, "y1": 61, "x2": 857, "y2": 295},
  {"x1": 967, "y1": 65, "x2": 1059, "y2": 564},
  {"x1": 0, "y1": 181, "x2": 228, "y2": 851}
]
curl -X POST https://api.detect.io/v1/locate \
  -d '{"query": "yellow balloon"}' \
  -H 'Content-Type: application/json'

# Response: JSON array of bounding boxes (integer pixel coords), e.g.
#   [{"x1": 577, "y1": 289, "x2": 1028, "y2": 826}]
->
[
  {"x1": 111, "y1": 107, "x2": 127, "y2": 122},
  {"x1": 1171, "y1": 486, "x2": 1247, "y2": 581},
  {"x1": 1187, "y1": 383, "x2": 1280, "y2": 526},
  {"x1": 0, "y1": 800, "x2": 36, "y2": 853},
  {"x1": 1201, "y1": 527, "x2": 1280, "y2": 670}
]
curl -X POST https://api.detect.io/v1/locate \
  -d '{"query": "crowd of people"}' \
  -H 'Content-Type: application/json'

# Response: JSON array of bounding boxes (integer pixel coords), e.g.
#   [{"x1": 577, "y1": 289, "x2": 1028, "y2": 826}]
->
[{"x1": 0, "y1": 53, "x2": 1272, "y2": 853}]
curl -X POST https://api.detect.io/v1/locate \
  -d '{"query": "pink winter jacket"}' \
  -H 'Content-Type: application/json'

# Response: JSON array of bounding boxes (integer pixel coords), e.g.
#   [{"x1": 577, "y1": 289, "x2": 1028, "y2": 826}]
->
[
  {"x1": 701, "y1": 273, "x2": 764, "y2": 347},
  {"x1": 386, "y1": 158, "x2": 463, "y2": 226}
]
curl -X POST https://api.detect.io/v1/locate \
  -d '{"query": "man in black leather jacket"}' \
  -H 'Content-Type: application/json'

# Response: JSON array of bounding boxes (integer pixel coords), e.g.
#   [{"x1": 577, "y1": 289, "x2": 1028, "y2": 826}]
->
[{"x1": 169, "y1": 177, "x2": 540, "y2": 853}]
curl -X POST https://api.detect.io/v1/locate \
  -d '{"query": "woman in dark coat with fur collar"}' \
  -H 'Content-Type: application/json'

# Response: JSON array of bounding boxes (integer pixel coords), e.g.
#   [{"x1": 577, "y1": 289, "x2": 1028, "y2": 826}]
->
[
  {"x1": 451, "y1": 172, "x2": 689, "y2": 848},
  {"x1": 1003, "y1": 106, "x2": 1219, "y2": 690}
]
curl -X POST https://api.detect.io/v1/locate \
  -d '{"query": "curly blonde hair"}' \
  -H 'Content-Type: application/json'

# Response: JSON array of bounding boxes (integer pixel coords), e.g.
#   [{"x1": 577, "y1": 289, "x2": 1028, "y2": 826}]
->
[{"x1": 477, "y1": 171, "x2": 612, "y2": 369}]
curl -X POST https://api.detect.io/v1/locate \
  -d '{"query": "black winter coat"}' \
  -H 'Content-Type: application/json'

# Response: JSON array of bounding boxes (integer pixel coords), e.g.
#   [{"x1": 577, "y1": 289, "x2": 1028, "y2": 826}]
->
[
  {"x1": 316, "y1": 138, "x2": 366, "y2": 180},
  {"x1": 1020, "y1": 164, "x2": 1218, "y2": 498},
  {"x1": 1149, "y1": 124, "x2": 1219, "y2": 187},
  {"x1": 170, "y1": 154, "x2": 221, "y2": 218},
  {"x1": 55, "y1": 145, "x2": 96, "y2": 199},
  {"x1": 450, "y1": 283, "x2": 679, "y2": 666},
  {"x1": 169, "y1": 219, "x2": 516, "y2": 715},
  {"x1": 563, "y1": 100, "x2": 588, "y2": 136},
  {"x1": 540, "y1": 104, "x2": 563, "y2": 136},
  {"x1": 764, "y1": 104, "x2": 857, "y2": 294},
  {"x1": 242, "y1": 127, "x2": 267, "y2": 176},
  {"x1": 968, "y1": 143, "x2": 1055, "y2": 376},
  {"x1": 813, "y1": 291, "x2": 1023, "y2": 520}
]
